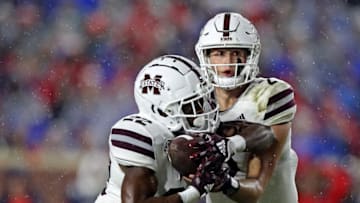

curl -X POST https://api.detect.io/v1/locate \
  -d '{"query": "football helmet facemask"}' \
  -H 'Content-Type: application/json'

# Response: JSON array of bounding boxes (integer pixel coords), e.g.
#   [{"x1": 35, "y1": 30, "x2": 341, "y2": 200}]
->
[
  {"x1": 195, "y1": 12, "x2": 261, "y2": 89},
  {"x1": 134, "y1": 55, "x2": 219, "y2": 133}
]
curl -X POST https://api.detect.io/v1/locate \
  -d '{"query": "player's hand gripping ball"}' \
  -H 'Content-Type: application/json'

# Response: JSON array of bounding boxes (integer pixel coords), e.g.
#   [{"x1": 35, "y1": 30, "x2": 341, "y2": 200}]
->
[{"x1": 167, "y1": 135, "x2": 207, "y2": 176}]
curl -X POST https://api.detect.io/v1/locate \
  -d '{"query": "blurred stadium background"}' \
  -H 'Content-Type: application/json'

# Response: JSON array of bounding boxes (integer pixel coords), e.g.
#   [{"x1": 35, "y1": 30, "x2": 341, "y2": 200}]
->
[{"x1": 0, "y1": 0, "x2": 359, "y2": 202}]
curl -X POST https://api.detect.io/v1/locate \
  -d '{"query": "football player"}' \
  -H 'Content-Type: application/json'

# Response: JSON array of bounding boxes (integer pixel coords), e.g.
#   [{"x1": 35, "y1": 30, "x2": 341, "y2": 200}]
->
[
  {"x1": 194, "y1": 12, "x2": 299, "y2": 203},
  {"x1": 95, "y1": 55, "x2": 220, "y2": 203}
]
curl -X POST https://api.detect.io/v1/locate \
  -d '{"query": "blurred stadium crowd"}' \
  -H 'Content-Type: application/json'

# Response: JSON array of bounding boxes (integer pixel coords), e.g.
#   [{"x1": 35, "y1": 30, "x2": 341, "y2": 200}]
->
[{"x1": 0, "y1": 0, "x2": 360, "y2": 202}]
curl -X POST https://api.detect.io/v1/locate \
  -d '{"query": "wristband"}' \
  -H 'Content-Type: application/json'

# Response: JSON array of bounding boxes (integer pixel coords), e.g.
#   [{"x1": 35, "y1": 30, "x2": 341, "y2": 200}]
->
[
  {"x1": 178, "y1": 186, "x2": 200, "y2": 203},
  {"x1": 227, "y1": 134, "x2": 246, "y2": 154},
  {"x1": 222, "y1": 177, "x2": 240, "y2": 196}
]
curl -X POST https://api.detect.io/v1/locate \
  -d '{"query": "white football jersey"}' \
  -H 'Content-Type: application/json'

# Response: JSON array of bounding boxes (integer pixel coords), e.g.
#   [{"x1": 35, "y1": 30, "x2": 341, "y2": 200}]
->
[
  {"x1": 219, "y1": 77, "x2": 296, "y2": 125},
  {"x1": 207, "y1": 77, "x2": 299, "y2": 203},
  {"x1": 95, "y1": 114, "x2": 186, "y2": 203},
  {"x1": 219, "y1": 77, "x2": 296, "y2": 155}
]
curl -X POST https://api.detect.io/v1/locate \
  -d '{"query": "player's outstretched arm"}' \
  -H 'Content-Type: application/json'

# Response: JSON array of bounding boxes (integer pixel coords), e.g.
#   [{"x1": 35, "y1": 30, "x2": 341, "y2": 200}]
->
[
  {"x1": 121, "y1": 165, "x2": 184, "y2": 203},
  {"x1": 223, "y1": 122, "x2": 291, "y2": 203},
  {"x1": 217, "y1": 121, "x2": 276, "y2": 153}
]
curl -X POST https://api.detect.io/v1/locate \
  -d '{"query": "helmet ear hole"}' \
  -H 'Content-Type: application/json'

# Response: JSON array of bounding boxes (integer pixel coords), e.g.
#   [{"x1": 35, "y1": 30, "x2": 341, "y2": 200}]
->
[
  {"x1": 151, "y1": 104, "x2": 168, "y2": 117},
  {"x1": 157, "y1": 108, "x2": 168, "y2": 117}
]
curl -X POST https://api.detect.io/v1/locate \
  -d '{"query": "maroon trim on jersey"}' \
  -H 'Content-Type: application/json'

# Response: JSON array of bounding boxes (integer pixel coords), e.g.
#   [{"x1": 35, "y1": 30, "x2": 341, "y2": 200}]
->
[
  {"x1": 264, "y1": 100, "x2": 295, "y2": 120},
  {"x1": 111, "y1": 140, "x2": 155, "y2": 159},
  {"x1": 111, "y1": 128, "x2": 152, "y2": 145},
  {"x1": 267, "y1": 88, "x2": 293, "y2": 106},
  {"x1": 223, "y1": 13, "x2": 231, "y2": 37}
]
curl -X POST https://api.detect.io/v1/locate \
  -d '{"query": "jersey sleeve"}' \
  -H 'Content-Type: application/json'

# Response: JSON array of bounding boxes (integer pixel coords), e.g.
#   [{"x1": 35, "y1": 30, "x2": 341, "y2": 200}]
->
[
  {"x1": 263, "y1": 78, "x2": 296, "y2": 126},
  {"x1": 108, "y1": 115, "x2": 157, "y2": 171}
]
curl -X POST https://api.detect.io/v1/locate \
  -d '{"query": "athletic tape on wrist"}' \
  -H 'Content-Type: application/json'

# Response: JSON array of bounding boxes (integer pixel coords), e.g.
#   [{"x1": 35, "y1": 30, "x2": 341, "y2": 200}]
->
[
  {"x1": 227, "y1": 134, "x2": 246, "y2": 153},
  {"x1": 178, "y1": 186, "x2": 200, "y2": 203}
]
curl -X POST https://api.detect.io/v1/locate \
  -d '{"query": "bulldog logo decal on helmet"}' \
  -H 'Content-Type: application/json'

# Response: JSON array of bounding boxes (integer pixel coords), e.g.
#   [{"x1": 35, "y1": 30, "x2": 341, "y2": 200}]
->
[{"x1": 140, "y1": 74, "x2": 164, "y2": 95}]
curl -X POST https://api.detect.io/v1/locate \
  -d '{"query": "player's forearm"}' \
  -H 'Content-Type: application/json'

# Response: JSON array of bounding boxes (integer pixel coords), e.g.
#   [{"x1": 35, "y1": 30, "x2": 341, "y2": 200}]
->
[
  {"x1": 121, "y1": 166, "x2": 186, "y2": 203},
  {"x1": 124, "y1": 189, "x2": 199, "y2": 203},
  {"x1": 122, "y1": 192, "x2": 185, "y2": 203},
  {"x1": 135, "y1": 186, "x2": 200, "y2": 203},
  {"x1": 227, "y1": 178, "x2": 264, "y2": 203},
  {"x1": 137, "y1": 194, "x2": 183, "y2": 203},
  {"x1": 225, "y1": 144, "x2": 278, "y2": 203}
]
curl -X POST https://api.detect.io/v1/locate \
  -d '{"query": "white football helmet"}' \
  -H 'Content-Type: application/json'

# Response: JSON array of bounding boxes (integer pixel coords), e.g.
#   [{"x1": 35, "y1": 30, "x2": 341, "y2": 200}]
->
[
  {"x1": 134, "y1": 55, "x2": 219, "y2": 133},
  {"x1": 195, "y1": 12, "x2": 261, "y2": 89}
]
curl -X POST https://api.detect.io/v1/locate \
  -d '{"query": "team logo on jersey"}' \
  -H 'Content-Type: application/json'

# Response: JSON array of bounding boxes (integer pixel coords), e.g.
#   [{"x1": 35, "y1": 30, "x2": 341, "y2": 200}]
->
[{"x1": 140, "y1": 74, "x2": 165, "y2": 95}]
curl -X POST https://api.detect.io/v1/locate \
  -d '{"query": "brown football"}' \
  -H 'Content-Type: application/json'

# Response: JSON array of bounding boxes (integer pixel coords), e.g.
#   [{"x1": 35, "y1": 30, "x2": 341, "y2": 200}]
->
[{"x1": 168, "y1": 135, "x2": 204, "y2": 176}]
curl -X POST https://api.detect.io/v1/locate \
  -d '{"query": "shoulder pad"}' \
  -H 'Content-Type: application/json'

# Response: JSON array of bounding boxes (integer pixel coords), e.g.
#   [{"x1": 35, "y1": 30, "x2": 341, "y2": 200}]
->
[
  {"x1": 263, "y1": 78, "x2": 296, "y2": 125},
  {"x1": 109, "y1": 114, "x2": 172, "y2": 170}
]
